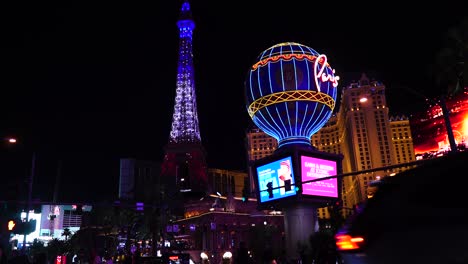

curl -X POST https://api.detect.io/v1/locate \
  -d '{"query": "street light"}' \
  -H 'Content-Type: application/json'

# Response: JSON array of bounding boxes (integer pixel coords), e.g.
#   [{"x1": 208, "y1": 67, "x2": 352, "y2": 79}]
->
[
  {"x1": 3, "y1": 136, "x2": 36, "y2": 251},
  {"x1": 23, "y1": 151, "x2": 36, "y2": 251}
]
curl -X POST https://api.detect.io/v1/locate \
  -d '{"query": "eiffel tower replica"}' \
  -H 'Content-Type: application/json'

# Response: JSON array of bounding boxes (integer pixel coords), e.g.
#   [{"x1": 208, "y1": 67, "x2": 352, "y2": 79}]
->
[{"x1": 160, "y1": 0, "x2": 209, "y2": 217}]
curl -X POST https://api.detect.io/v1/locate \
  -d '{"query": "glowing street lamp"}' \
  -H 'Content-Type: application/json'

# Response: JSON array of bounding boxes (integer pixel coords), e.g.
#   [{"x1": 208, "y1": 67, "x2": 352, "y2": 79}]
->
[
  {"x1": 222, "y1": 251, "x2": 232, "y2": 264},
  {"x1": 200, "y1": 252, "x2": 209, "y2": 264},
  {"x1": 2, "y1": 137, "x2": 18, "y2": 144}
]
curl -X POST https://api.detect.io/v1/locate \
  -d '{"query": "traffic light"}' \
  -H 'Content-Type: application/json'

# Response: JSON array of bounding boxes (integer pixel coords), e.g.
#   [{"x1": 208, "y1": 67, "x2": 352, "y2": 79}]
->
[
  {"x1": 334, "y1": 199, "x2": 342, "y2": 208},
  {"x1": 332, "y1": 199, "x2": 343, "y2": 214},
  {"x1": 266, "y1": 182, "x2": 274, "y2": 198},
  {"x1": 7, "y1": 219, "x2": 18, "y2": 232},
  {"x1": 7, "y1": 219, "x2": 36, "y2": 234},
  {"x1": 7, "y1": 218, "x2": 24, "y2": 234}
]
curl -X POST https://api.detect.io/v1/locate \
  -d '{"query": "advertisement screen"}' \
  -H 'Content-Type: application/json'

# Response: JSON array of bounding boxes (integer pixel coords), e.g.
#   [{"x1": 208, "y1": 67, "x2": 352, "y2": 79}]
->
[
  {"x1": 256, "y1": 156, "x2": 297, "y2": 203},
  {"x1": 411, "y1": 89, "x2": 468, "y2": 157},
  {"x1": 301, "y1": 155, "x2": 338, "y2": 198}
]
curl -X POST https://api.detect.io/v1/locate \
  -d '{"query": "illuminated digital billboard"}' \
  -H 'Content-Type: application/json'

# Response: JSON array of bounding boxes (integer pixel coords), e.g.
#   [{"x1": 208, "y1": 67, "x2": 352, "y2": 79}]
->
[
  {"x1": 411, "y1": 89, "x2": 468, "y2": 156},
  {"x1": 256, "y1": 156, "x2": 297, "y2": 203},
  {"x1": 300, "y1": 155, "x2": 338, "y2": 198}
]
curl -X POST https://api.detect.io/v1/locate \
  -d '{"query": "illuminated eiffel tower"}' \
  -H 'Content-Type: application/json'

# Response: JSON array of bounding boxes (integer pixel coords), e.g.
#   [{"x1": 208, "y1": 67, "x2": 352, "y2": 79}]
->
[{"x1": 160, "y1": 0, "x2": 208, "y2": 199}]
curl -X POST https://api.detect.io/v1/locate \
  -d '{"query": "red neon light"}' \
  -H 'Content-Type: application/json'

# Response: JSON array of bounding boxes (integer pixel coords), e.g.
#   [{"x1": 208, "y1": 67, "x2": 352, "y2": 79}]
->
[
  {"x1": 251, "y1": 54, "x2": 339, "y2": 89},
  {"x1": 252, "y1": 54, "x2": 330, "y2": 70}
]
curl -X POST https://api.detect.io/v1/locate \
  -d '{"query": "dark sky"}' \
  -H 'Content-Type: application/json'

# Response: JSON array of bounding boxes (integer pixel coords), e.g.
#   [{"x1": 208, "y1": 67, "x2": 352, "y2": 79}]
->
[{"x1": 1, "y1": 1, "x2": 465, "y2": 202}]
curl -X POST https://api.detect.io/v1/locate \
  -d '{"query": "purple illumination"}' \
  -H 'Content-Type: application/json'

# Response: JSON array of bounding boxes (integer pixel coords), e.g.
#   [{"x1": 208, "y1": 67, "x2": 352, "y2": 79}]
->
[
  {"x1": 136, "y1": 202, "x2": 144, "y2": 211},
  {"x1": 169, "y1": 0, "x2": 201, "y2": 144},
  {"x1": 301, "y1": 155, "x2": 338, "y2": 198}
]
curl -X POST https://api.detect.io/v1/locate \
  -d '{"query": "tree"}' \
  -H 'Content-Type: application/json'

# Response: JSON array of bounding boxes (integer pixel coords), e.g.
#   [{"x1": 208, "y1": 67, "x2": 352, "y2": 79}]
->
[
  {"x1": 62, "y1": 228, "x2": 72, "y2": 241},
  {"x1": 433, "y1": 16, "x2": 468, "y2": 97},
  {"x1": 29, "y1": 239, "x2": 46, "y2": 260},
  {"x1": 46, "y1": 238, "x2": 68, "y2": 262}
]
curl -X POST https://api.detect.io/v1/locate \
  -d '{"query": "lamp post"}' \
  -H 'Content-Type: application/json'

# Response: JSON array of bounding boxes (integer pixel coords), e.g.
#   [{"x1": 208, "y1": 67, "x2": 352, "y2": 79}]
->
[
  {"x1": 3, "y1": 137, "x2": 36, "y2": 251},
  {"x1": 23, "y1": 151, "x2": 36, "y2": 251}
]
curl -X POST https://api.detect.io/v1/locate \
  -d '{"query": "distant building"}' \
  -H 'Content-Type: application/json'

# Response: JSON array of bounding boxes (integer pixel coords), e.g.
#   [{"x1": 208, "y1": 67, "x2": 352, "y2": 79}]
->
[
  {"x1": 119, "y1": 158, "x2": 161, "y2": 203},
  {"x1": 245, "y1": 126, "x2": 278, "y2": 161},
  {"x1": 10, "y1": 204, "x2": 91, "y2": 248},
  {"x1": 327, "y1": 74, "x2": 415, "y2": 212},
  {"x1": 390, "y1": 116, "x2": 416, "y2": 166},
  {"x1": 207, "y1": 168, "x2": 247, "y2": 198}
]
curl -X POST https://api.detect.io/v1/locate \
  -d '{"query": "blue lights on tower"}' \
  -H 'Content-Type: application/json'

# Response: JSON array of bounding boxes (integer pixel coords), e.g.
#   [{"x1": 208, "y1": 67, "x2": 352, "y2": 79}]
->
[{"x1": 170, "y1": 0, "x2": 201, "y2": 144}]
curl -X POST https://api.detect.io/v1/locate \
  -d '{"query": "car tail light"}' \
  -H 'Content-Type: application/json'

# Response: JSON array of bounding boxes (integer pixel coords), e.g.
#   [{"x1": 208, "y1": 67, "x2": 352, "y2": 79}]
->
[{"x1": 335, "y1": 234, "x2": 365, "y2": 250}]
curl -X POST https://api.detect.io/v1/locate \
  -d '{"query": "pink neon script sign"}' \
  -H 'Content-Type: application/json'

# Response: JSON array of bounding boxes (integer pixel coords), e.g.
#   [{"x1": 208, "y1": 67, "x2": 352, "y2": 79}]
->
[
  {"x1": 301, "y1": 156, "x2": 338, "y2": 198},
  {"x1": 313, "y1": 54, "x2": 339, "y2": 91}
]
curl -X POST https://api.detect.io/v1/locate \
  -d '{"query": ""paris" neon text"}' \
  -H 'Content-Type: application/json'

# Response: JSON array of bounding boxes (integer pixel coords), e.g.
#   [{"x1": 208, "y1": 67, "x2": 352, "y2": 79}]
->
[{"x1": 314, "y1": 54, "x2": 339, "y2": 92}]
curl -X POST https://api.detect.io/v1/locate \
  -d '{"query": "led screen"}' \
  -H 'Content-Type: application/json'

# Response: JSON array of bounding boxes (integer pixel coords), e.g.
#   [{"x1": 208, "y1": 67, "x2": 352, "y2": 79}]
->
[
  {"x1": 301, "y1": 155, "x2": 338, "y2": 198},
  {"x1": 256, "y1": 156, "x2": 297, "y2": 203},
  {"x1": 411, "y1": 90, "x2": 468, "y2": 157}
]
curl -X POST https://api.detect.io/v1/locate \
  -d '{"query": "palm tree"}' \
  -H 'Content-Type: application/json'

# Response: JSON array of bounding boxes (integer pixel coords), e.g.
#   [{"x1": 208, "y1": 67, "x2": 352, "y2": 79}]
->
[
  {"x1": 428, "y1": 16, "x2": 468, "y2": 153},
  {"x1": 433, "y1": 16, "x2": 468, "y2": 97},
  {"x1": 62, "y1": 228, "x2": 72, "y2": 241},
  {"x1": 46, "y1": 238, "x2": 67, "y2": 262}
]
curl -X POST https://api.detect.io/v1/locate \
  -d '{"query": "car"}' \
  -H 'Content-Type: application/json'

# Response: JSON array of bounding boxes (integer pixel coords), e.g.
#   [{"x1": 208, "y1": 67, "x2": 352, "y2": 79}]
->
[{"x1": 335, "y1": 150, "x2": 468, "y2": 264}]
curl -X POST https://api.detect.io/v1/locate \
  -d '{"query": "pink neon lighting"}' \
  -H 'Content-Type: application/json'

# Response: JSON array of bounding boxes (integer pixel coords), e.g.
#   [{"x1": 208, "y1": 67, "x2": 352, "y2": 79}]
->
[
  {"x1": 314, "y1": 54, "x2": 339, "y2": 91},
  {"x1": 301, "y1": 156, "x2": 338, "y2": 198}
]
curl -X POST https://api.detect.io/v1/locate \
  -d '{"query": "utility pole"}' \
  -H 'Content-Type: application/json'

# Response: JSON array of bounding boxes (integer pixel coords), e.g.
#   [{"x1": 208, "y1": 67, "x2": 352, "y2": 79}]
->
[
  {"x1": 439, "y1": 96, "x2": 458, "y2": 153},
  {"x1": 404, "y1": 86, "x2": 458, "y2": 153},
  {"x1": 23, "y1": 152, "x2": 36, "y2": 252},
  {"x1": 49, "y1": 160, "x2": 62, "y2": 238}
]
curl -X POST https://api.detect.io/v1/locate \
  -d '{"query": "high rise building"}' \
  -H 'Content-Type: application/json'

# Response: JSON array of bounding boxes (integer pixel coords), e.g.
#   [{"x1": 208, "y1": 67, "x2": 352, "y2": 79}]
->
[
  {"x1": 119, "y1": 158, "x2": 161, "y2": 202},
  {"x1": 245, "y1": 125, "x2": 278, "y2": 162},
  {"x1": 160, "y1": 1, "x2": 208, "y2": 197},
  {"x1": 207, "y1": 168, "x2": 247, "y2": 198},
  {"x1": 317, "y1": 73, "x2": 415, "y2": 214},
  {"x1": 246, "y1": 73, "x2": 416, "y2": 218}
]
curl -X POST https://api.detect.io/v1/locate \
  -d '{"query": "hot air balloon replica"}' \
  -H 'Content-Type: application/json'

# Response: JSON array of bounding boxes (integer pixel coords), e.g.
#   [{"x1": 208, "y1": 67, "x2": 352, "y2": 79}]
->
[
  {"x1": 246, "y1": 42, "x2": 339, "y2": 147},
  {"x1": 245, "y1": 42, "x2": 344, "y2": 261}
]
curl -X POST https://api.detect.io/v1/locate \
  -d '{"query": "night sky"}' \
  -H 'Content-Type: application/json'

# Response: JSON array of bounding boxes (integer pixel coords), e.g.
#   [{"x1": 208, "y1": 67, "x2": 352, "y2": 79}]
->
[{"x1": 1, "y1": 1, "x2": 465, "y2": 202}]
